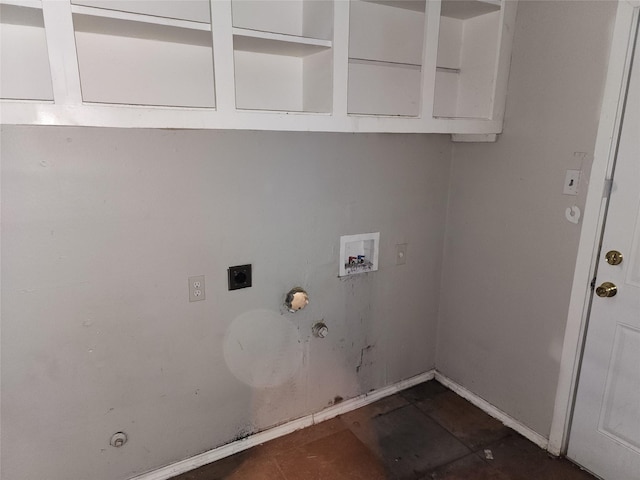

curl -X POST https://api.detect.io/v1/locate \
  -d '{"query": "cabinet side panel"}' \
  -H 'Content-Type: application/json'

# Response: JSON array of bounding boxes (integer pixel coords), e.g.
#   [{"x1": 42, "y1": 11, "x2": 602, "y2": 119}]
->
[{"x1": 456, "y1": 11, "x2": 500, "y2": 118}]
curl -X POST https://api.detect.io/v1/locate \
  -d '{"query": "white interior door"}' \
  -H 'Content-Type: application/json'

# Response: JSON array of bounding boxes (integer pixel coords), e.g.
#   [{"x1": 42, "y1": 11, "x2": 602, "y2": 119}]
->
[{"x1": 568, "y1": 13, "x2": 640, "y2": 480}]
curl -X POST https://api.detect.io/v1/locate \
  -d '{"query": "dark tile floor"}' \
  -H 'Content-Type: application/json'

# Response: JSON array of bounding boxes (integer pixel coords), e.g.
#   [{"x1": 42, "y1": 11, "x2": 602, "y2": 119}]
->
[{"x1": 171, "y1": 380, "x2": 596, "y2": 480}]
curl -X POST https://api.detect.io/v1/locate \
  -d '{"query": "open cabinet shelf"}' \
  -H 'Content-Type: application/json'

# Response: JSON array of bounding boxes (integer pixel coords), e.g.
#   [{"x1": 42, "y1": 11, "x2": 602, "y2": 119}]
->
[
  {"x1": 232, "y1": 28, "x2": 331, "y2": 57},
  {"x1": 347, "y1": 0, "x2": 425, "y2": 117},
  {"x1": 0, "y1": 1, "x2": 54, "y2": 101},
  {"x1": 231, "y1": 0, "x2": 334, "y2": 113},
  {"x1": 434, "y1": 0, "x2": 502, "y2": 119},
  {"x1": 71, "y1": 3, "x2": 215, "y2": 108}
]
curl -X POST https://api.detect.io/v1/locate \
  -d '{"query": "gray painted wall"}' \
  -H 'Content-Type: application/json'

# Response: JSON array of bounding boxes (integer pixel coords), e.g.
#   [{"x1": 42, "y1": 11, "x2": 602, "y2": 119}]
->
[
  {"x1": 437, "y1": 1, "x2": 617, "y2": 436},
  {"x1": 1, "y1": 128, "x2": 451, "y2": 480}
]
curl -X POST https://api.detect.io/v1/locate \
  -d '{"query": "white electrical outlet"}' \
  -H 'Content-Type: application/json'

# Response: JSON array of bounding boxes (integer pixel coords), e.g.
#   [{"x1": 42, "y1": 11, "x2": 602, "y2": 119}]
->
[{"x1": 188, "y1": 275, "x2": 205, "y2": 302}]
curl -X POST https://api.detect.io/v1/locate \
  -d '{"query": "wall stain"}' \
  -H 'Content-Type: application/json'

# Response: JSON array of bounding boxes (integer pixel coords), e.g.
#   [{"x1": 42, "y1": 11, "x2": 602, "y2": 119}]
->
[
  {"x1": 232, "y1": 427, "x2": 253, "y2": 443},
  {"x1": 356, "y1": 345, "x2": 374, "y2": 373}
]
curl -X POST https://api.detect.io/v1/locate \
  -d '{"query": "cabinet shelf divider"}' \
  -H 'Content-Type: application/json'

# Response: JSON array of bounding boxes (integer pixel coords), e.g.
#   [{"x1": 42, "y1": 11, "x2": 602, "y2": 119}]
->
[
  {"x1": 232, "y1": 27, "x2": 331, "y2": 57},
  {"x1": 436, "y1": 66, "x2": 461, "y2": 74},
  {"x1": 349, "y1": 57, "x2": 421, "y2": 70},
  {"x1": 70, "y1": 4, "x2": 211, "y2": 32}
]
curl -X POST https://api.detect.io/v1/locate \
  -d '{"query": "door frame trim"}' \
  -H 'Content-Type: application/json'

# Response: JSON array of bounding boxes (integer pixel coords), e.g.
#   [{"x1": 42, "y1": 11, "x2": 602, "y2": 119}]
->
[{"x1": 548, "y1": 0, "x2": 640, "y2": 456}]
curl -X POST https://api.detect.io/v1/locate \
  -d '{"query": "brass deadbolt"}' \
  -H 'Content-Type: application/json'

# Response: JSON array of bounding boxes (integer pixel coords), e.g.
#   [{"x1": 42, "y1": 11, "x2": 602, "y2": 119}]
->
[
  {"x1": 605, "y1": 250, "x2": 623, "y2": 265},
  {"x1": 595, "y1": 282, "x2": 617, "y2": 298}
]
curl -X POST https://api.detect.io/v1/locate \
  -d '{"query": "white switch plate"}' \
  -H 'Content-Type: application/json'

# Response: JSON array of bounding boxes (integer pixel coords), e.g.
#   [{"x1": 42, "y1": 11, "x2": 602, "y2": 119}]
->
[
  {"x1": 563, "y1": 170, "x2": 581, "y2": 195},
  {"x1": 188, "y1": 275, "x2": 205, "y2": 302}
]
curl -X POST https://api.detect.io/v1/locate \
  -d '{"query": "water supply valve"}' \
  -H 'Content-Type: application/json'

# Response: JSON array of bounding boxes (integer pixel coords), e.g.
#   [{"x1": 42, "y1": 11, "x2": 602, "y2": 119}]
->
[
  {"x1": 110, "y1": 432, "x2": 128, "y2": 448},
  {"x1": 312, "y1": 322, "x2": 329, "y2": 338}
]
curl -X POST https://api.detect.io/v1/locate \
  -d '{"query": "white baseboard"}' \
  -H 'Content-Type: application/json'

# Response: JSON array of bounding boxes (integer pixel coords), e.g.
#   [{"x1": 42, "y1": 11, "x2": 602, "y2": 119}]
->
[
  {"x1": 434, "y1": 372, "x2": 549, "y2": 450},
  {"x1": 130, "y1": 369, "x2": 436, "y2": 480},
  {"x1": 131, "y1": 369, "x2": 552, "y2": 480}
]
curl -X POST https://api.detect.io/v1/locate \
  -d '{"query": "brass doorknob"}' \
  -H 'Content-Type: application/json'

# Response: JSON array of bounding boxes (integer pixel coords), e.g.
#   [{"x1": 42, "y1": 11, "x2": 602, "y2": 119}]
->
[
  {"x1": 605, "y1": 250, "x2": 623, "y2": 265},
  {"x1": 596, "y1": 282, "x2": 617, "y2": 298}
]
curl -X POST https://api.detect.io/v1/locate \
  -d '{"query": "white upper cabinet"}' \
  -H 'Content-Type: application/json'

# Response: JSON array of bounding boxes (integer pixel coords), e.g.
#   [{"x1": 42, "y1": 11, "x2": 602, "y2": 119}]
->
[{"x1": 0, "y1": 0, "x2": 517, "y2": 134}]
